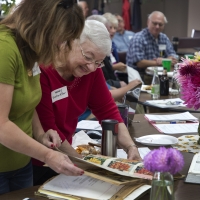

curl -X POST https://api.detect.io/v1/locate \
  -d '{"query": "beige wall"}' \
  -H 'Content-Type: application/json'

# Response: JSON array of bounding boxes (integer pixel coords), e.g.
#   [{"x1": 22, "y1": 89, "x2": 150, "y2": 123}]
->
[
  {"x1": 188, "y1": 0, "x2": 200, "y2": 37},
  {"x1": 96, "y1": 0, "x2": 200, "y2": 40}
]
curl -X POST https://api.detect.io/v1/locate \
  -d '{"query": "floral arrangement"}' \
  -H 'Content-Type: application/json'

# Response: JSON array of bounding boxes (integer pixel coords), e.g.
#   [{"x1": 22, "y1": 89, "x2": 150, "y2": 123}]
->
[
  {"x1": 143, "y1": 147, "x2": 184, "y2": 174},
  {"x1": 143, "y1": 147, "x2": 184, "y2": 200},
  {"x1": 176, "y1": 52, "x2": 200, "y2": 110}
]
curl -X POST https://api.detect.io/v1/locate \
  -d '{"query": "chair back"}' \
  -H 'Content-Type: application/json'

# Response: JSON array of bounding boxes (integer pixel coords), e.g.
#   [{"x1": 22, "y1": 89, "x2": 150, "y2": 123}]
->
[
  {"x1": 178, "y1": 37, "x2": 200, "y2": 48},
  {"x1": 124, "y1": 83, "x2": 142, "y2": 123},
  {"x1": 118, "y1": 52, "x2": 127, "y2": 64},
  {"x1": 191, "y1": 29, "x2": 200, "y2": 38}
]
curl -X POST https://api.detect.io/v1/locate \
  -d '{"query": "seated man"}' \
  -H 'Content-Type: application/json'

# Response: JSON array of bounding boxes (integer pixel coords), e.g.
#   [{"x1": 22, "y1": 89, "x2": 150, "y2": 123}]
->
[
  {"x1": 126, "y1": 11, "x2": 178, "y2": 81},
  {"x1": 113, "y1": 14, "x2": 135, "y2": 53}
]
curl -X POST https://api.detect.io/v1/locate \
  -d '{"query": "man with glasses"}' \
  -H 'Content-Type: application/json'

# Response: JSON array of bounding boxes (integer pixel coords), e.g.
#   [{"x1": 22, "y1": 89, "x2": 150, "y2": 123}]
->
[{"x1": 126, "y1": 11, "x2": 177, "y2": 83}]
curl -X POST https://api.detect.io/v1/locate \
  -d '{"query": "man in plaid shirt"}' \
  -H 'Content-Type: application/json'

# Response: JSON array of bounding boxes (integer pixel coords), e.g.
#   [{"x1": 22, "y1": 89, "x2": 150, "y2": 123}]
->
[{"x1": 126, "y1": 11, "x2": 178, "y2": 79}]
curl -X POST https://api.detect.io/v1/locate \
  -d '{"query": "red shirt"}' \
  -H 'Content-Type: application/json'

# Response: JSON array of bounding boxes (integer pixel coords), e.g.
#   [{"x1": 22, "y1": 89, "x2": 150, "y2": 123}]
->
[{"x1": 33, "y1": 66, "x2": 123, "y2": 166}]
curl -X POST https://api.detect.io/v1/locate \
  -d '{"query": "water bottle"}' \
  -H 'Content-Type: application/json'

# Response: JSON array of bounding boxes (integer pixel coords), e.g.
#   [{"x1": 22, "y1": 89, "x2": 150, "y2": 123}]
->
[
  {"x1": 101, "y1": 119, "x2": 118, "y2": 157},
  {"x1": 151, "y1": 67, "x2": 160, "y2": 99},
  {"x1": 171, "y1": 64, "x2": 180, "y2": 95},
  {"x1": 160, "y1": 68, "x2": 169, "y2": 96}
]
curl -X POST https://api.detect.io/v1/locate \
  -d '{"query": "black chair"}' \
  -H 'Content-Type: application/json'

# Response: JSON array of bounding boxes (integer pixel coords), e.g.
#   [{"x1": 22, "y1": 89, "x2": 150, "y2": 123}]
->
[
  {"x1": 191, "y1": 29, "x2": 200, "y2": 38},
  {"x1": 118, "y1": 52, "x2": 127, "y2": 64}
]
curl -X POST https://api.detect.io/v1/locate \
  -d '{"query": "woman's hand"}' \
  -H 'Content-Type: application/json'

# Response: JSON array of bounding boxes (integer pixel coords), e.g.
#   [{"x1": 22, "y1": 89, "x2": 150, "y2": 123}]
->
[
  {"x1": 38, "y1": 129, "x2": 62, "y2": 149},
  {"x1": 44, "y1": 150, "x2": 84, "y2": 176},
  {"x1": 127, "y1": 145, "x2": 142, "y2": 161}
]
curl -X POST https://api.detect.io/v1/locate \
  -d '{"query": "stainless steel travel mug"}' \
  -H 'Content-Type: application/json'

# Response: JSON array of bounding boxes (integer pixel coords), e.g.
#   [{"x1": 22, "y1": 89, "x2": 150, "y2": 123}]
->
[{"x1": 101, "y1": 119, "x2": 118, "y2": 157}]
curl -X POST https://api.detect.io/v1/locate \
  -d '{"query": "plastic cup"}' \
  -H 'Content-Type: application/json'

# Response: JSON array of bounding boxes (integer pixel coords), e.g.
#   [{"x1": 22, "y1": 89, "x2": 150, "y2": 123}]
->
[
  {"x1": 162, "y1": 59, "x2": 172, "y2": 72},
  {"x1": 184, "y1": 54, "x2": 194, "y2": 59}
]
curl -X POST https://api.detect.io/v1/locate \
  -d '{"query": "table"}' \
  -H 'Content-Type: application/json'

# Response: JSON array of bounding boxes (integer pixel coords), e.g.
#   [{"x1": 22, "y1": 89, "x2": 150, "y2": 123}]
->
[
  {"x1": 1, "y1": 114, "x2": 200, "y2": 200},
  {"x1": 138, "y1": 92, "x2": 200, "y2": 113},
  {"x1": 129, "y1": 114, "x2": 200, "y2": 200}
]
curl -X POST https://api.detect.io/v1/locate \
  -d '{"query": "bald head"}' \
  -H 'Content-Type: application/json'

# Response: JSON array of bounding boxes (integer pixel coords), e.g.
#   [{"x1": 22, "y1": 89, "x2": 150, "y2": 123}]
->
[
  {"x1": 147, "y1": 11, "x2": 167, "y2": 38},
  {"x1": 78, "y1": 1, "x2": 89, "y2": 18}
]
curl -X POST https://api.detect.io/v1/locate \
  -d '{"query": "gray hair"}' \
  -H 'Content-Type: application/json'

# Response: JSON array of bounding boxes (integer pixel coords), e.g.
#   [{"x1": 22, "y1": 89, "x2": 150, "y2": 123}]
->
[
  {"x1": 148, "y1": 11, "x2": 168, "y2": 23},
  {"x1": 103, "y1": 12, "x2": 118, "y2": 27},
  {"x1": 87, "y1": 15, "x2": 107, "y2": 25},
  {"x1": 80, "y1": 20, "x2": 111, "y2": 56}
]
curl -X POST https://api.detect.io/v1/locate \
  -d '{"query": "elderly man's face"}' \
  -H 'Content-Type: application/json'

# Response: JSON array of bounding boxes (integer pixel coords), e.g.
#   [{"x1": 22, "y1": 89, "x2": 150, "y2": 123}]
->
[
  {"x1": 147, "y1": 14, "x2": 165, "y2": 38},
  {"x1": 66, "y1": 40, "x2": 105, "y2": 78}
]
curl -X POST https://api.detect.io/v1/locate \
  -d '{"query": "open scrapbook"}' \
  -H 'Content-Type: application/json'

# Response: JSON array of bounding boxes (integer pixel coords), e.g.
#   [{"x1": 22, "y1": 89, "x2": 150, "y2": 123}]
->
[{"x1": 36, "y1": 154, "x2": 152, "y2": 200}]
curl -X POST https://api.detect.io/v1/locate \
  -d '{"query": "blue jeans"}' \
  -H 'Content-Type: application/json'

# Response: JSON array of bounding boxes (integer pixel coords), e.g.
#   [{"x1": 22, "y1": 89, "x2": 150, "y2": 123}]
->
[{"x1": 0, "y1": 161, "x2": 33, "y2": 195}]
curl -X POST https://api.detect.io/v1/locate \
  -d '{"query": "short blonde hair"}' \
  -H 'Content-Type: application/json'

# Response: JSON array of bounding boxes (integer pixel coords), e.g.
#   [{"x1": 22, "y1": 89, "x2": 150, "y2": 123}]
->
[{"x1": 103, "y1": 12, "x2": 118, "y2": 28}]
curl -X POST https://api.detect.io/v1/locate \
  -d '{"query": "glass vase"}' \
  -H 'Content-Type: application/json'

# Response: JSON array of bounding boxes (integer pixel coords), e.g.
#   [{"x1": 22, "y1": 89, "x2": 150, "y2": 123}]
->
[{"x1": 150, "y1": 171, "x2": 174, "y2": 200}]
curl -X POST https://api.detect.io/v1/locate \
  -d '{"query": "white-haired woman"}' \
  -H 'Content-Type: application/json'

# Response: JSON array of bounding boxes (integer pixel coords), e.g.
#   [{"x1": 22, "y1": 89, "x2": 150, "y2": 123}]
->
[{"x1": 33, "y1": 20, "x2": 141, "y2": 185}]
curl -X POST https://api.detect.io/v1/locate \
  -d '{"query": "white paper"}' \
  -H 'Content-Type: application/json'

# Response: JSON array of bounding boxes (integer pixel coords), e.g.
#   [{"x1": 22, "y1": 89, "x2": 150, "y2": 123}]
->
[
  {"x1": 77, "y1": 120, "x2": 102, "y2": 131},
  {"x1": 138, "y1": 147, "x2": 151, "y2": 159},
  {"x1": 43, "y1": 174, "x2": 123, "y2": 199},
  {"x1": 145, "y1": 111, "x2": 197, "y2": 122},
  {"x1": 124, "y1": 185, "x2": 151, "y2": 200},
  {"x1": 72, "y1": 130, "x2": 98, "y2": 148},
  {"x1": 117, "y1": 149, "x2": 127, "y2": 158},
  {"x1": 146, "y1": 98, "x2": 186, "y2": 108},
  {"x1": 153, "y1": 123, "x2": 199, "y2": 134},
  {"x1": 188, "y1": 153, "x2": 200, "y2": 174}
]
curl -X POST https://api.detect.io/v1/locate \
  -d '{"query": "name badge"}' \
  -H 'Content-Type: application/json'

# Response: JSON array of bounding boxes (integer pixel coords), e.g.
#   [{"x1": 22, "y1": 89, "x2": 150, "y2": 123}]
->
[
  {"x1": 159, "y1": 44, "x2": 166, "y2": 51},
  {"x1": 32, "y1": 62, "x2": 41, "y2": 76},
  {"x1": 128, "y1": 36, "x2": 133, "y2": 40},
  {"x1": 51, "y1": 86, "x2": 68, "y2": 103}
]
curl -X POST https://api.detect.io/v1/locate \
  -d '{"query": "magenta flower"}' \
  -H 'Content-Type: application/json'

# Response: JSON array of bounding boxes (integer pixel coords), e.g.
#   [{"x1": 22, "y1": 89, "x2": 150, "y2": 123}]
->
[
  {"x1": 177, "y1": 57, "x2": 200, "y2": 110},
  {"x1": 143, "y1": 147, "x2": 184, "y2": 174}
]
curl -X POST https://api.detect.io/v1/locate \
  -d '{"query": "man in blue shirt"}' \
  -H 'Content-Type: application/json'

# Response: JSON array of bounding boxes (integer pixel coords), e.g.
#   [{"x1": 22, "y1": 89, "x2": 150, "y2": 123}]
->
[
  {"x1": 113, "y1": 14, "x2": 135, "y2": 53},
  {"x1": 126, "y1": 11, "x2": 177, "y2": 76}
]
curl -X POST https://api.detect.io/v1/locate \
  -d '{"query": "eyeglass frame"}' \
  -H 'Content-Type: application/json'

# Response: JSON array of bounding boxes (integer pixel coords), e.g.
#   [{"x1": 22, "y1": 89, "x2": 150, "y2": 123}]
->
[
  {"x1": 79, "y1": 44, "x2": 104, "y2": 68},
  {"x1": 150, "y1": 20, "x2": 164, "y2": 28}
]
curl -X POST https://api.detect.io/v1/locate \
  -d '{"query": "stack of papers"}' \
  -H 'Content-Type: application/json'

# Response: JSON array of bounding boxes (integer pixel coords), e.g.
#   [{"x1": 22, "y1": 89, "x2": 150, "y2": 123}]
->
[
  {"x1": 146, "y1": 98, "x2": 186, "y2": 108},
  {"x1": 145, "y1": 112, "x2": 198, "y2": 134},
  {"x1": 145, "y1": 112, "x2": 198, "y2": 123}
]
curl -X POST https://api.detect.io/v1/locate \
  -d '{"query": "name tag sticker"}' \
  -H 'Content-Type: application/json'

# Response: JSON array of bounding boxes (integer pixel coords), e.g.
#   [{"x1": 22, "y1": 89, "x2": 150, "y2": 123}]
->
[
  {"x1": 51, "y1": 86, "x2": 68, "y2": 103},
  {"x1": 159, "y1": 44, "x2": 166, "y2": 51},
  {"x1": 128, "y1": 36, "x2": 133, "y2": 40},
  {"x1": 32, "y1": 62, "x2": 41, "y2": 76}
]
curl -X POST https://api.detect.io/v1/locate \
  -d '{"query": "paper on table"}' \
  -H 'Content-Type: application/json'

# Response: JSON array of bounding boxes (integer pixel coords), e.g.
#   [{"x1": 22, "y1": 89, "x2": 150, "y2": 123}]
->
[
  {"x1": 77, "y1": 120, "x2": 102, "y2": 131},
  {"x1": 146, "y1": 98, "x2": 186, "y2": 108},
  {"x1": 72, "y1": 130, "x2": 98, "y2": 148},
  {"x1": 124, "y1": 185, "x2": 151, "y2": 200},
  {"x1": 145, "y1": 111, "x2": 197, "y2": 122},
  {"x1": 42, "y1": 174, "x2": 123, "y2": 199},
  {"x1": 153, "y1": 123, "x2": 199, "y2": 134}
]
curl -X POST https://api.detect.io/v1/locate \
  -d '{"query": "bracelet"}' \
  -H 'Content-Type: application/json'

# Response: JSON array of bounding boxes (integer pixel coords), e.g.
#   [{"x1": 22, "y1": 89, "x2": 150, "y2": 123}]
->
[{"x1": 126, "y1": 144, "x2": 138, "y2": 153}]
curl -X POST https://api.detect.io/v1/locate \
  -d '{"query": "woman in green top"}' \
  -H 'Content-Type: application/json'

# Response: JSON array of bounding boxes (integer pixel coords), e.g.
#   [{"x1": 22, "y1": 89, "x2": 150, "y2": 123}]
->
[{"x1": 0, "y1": 0, "x2": 85, "y2": 194}]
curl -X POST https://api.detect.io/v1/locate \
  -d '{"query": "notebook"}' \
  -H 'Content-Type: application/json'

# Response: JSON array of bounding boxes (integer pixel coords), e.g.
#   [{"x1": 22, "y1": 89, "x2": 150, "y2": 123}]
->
[{"x1": 185, "y1": 153, "x2": 200, "y2": 184}]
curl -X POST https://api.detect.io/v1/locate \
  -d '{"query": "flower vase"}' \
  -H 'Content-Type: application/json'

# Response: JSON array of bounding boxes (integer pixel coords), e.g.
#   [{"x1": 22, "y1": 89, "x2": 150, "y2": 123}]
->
[{"x1": 150, "y1": 171, "x2": 174, "y2": 200}]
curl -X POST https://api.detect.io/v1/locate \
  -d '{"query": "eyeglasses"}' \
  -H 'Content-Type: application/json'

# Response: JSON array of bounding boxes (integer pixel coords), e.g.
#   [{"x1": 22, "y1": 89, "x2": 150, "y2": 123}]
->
[
  {"x1": 79, "y1": 45, "x2": 104, "y2": 68},
  {"x1": 151, "y1": 20, "x2": 164, "y2": 27}
]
